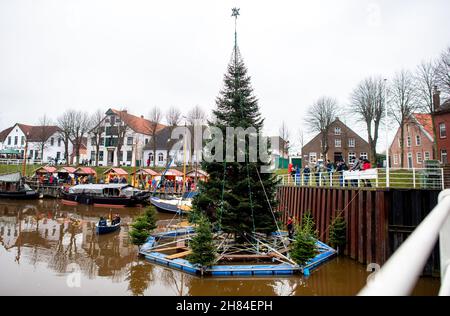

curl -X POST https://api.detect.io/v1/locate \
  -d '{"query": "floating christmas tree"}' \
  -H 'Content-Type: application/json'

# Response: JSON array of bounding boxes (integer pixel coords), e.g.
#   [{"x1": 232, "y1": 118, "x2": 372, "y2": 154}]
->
[{"x1": 192, "y1": 7, "x2": 279, "y2": 239}]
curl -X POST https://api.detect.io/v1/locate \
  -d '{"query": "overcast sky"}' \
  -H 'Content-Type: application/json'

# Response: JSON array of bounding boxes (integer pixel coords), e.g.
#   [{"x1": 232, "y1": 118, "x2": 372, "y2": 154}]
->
[{"x1": 1, "y1": 0, "x2": 450, "y2": 152}]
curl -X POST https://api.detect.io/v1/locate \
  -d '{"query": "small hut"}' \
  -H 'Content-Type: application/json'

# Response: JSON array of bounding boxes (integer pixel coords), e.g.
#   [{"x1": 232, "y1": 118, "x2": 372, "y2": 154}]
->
[
  {"x1": 57, "y1": 166, "x2": 77, "y2": 184},
  {"x1": 186, "y1": 169, "x2": 209, "y2": 182},
  {"x1": 103, "y1": 167, "x2": 129, "y2": 184},
  {"x1": 74, "y1": 167, "x2": 97, "y2": 184},
  {"x1": 130, "y1": 168, "x2": 159, "y2": 189},
  {"x1": 33, "y1": 166, "x2": 58, "y2": 185}
]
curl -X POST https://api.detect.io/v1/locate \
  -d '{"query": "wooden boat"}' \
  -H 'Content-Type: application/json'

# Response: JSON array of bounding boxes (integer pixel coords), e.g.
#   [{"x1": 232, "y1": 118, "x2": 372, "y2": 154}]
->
[
  {"x1": 95, "y1": 220, "x2": 121, "y2": 234},
  {"x1": 150, "y1": 191, "x2": 197, "y2": 214},
  {"x1": 0, "y1": 172, "x2": 39, "y2": 199},
  {"x1": 60, "y1": 183, "x2": 151, "y2": 207}
]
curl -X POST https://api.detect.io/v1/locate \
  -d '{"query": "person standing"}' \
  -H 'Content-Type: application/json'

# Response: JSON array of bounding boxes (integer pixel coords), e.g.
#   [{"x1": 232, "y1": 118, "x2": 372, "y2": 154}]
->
[{"x1": 287, "y1": 216, "x2": 294, "y2": 239}]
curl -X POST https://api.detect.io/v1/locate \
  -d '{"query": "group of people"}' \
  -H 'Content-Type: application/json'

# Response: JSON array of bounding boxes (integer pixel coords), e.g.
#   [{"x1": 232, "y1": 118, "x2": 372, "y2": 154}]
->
[
  {"x1": 108, "y1": 175, "x2": 128, "y2": 184},
  {"x1": 288, "y1": 157, "x2": 373, "y2": 187},
  {"x1": 98, "y1": 214, "x2": 121, "y2": 227}
]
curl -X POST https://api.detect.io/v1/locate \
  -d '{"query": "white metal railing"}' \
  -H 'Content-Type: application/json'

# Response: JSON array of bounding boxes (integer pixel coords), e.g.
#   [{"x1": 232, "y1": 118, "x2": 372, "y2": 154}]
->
[
  {"x1": 358, "y1": 189, "x2": 450, "y2": 296},
  {"x1": 0, "y1": 158, "x2": 43, "y2": 165},
  {"x1": 277, "y1": 167, "x2": 444, "y2": 190}
]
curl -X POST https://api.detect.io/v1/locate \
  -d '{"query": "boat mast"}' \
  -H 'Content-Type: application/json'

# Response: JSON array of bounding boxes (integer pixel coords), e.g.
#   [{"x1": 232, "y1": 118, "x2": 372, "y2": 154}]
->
[{"x1": 22, "y1": 132, "x2": 29, "y2": 177}]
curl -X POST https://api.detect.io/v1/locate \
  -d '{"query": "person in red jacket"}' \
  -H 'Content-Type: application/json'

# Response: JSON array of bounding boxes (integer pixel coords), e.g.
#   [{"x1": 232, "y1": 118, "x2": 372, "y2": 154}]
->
[{"x1": 362, "y1": 159, "x2": 372, "y2": 187}]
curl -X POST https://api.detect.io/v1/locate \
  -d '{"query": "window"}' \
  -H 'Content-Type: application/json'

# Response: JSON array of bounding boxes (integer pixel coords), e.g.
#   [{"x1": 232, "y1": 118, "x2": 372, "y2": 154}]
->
[
  {"x1": 14, "y1": 136, "x2": 18, "y2": 145},
  {"x1": 158, "y1": 152, "x2": 164, "y2": 162},
  {"x1": 21, "y1": 136, "x2": 25, "y2": 145},
  {"x1": 110, "y1": 116, "x2": 116, "y2": 125},
  {"x1": 58, "y1": 138, "x2": 61, "y2": 147},
  {"x1": 424, "y1": 151, "x2": 430, "y2": 161},
  {"x1": 148, "y1": 152, "x2": 154, "y2": 162},
  {"x1": 407, "y1": 136, "x2": 411, "y2": 147},
  {"x1": 90, "y1": 151, "x2": 96, "y2": 161},
  {"x1": 441, "y1": 149, "x2": 448, "y2": 164},
  {"x1": 126, "y1": 150, "x2": 132, "y2": 161},
  {"x1": 398, "y1": 138, "x2": 401, "y2": 147},
  {"x1": 348, "y1": 138, "x2": 355, "y2": 148},
  {"x1": 393, "y1": 154, "x2": 399, "y2": 165},
  {"x1": 7, "y1": 136, "x2": 11, "y2": 145},
  {"x1": 29, "y1": 150, "x2": 33, "y2": 158},
  {"x1": 348, "y1": 152, "x2": 356, "y2": 164},
  {"x1": 145, "y1": 138, "x2": 149, "y2": 145},
  {"x1": 335, "y1": 139, "x2": 341, "y2": 148},
  {"x1": 119, "y1": 151, "x2": 124, "y2": 161},
  {"x1": 50, "y1": 137, "x2": 54, "y2": 146},
  {"x1": 360, "y1": 152, "x2": 368, "y2": 160},
  {"x1": 56, "y1": 152, "x2": 61, "y2": 160},
  {"x1": 309, "y1": 152, "x2": 317, "y2": 164},
  {"x1": 440, "y1": 123, "x2": 447, "y2": 138},
  {"x1": 91, "y1": 137, "x2": 96, "y2": 145},
  {"x1": 100, "y1": 137, "x2": 104, "y2": 146},
  {"x1": 416, "y1": 152, "x2": 422, "y2": 164},
  {"x1": 127, "y1": 137, "x2": 133, "y2": 146},
  {"x1": 34, "y1": 151, "x2": 39, "y2": 159},
  {"x1": 334, "y1": 127, "x2": 341, "y2": 135},
  {"x1": 415, "y1": 135, "x2": 421, "y2": 146}
]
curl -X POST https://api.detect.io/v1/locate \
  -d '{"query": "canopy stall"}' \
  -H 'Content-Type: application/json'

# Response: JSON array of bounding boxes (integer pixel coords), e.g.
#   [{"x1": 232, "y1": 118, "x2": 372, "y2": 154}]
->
[
  {"x1": 130, "y1": 168, "x2": 159, "y2": 189},
  {"x1": 185, "y1": 169, "x2": 209, "y2": 182},
  {"x1": 103, "y1": 168, "x2": 129, "y2": 184},
  {"x1": 57, "y1": 167, "x2": 77, "y2": 183},
  {"x1": 0, "y1": 149, "x2": 22, "y2": 159},
  {"x1": 73, "y1": 167, "x2": 97, "y2": 184},
  {"x1": 33, "y1": 166, "x2": 58, "y2": 185}
]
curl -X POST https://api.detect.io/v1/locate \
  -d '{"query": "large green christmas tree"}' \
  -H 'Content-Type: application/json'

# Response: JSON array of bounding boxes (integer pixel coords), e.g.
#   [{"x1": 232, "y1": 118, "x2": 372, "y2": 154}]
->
[{"x1": 192, "y1": 9, "x2": 279, "y2": 239}]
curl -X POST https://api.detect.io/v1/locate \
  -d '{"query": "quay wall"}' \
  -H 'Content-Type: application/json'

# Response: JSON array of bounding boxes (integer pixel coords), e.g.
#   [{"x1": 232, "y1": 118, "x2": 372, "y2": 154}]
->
[{"x1": 276, "y1": 186, "x2": 440, "y2": 276}]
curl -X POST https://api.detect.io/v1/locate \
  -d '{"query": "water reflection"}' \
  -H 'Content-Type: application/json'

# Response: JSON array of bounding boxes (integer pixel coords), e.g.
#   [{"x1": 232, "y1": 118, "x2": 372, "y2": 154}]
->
[{"x1": 0, "y1": 200, "x2": 440, "y2": 296}]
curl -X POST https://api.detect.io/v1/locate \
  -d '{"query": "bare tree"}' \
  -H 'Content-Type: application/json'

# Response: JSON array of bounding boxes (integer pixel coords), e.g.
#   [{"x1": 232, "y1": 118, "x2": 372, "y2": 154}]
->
[
  {"x1": 187, "y1": 105, "x2": 207, "y2": 126},
  {"x1": 389, "y1": 70, "x2": 419, "y2": 168},
  {"x1": 436, "y1": 46, "x2": 450, "y2": 97},
  {"x1": 279, "y1": 121, "x2": 290, "y2": 158},
  {"x1": 148, "y1": 107, "x2": 163, "y2": 167},
  {"x1": 37, "y1": 115, "x2": 54, "y2": 161},
  {"x1": 415, "y1": 61, "x2": 439, "y2": 159},
  {"x1": 89, "y1": 109, "x2": 105, "y2": 166},
  {"x1": 71, "y1": 111, "x2": 91, "y2": 165},
  {"x1": 350, "y1": 76, "x2": 385, "y2": 164},
  {"x1": 114, "y1": 109, "x2": 130, "y2": 166},
  {"x1": 305, "y1": 97, "x2": 339, "y2": 160},
  {"x1": 297, "y1": 128, "x2": 304, "y2": 155},
  {"x1": 56, "y1": 110, "x2": 75, "y2": 164},
  {"x1": 165, "y1": 106, "x2": 182, "y2": 127}
]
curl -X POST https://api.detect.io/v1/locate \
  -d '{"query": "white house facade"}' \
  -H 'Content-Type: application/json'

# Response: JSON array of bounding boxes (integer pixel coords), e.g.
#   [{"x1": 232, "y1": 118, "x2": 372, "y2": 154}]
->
[
  {"x1": 0, "y1": 123, "x2": 73, "y2": 163},
  {"x1": 86, "y1": 109, "x2": 165, "y2": 167}
]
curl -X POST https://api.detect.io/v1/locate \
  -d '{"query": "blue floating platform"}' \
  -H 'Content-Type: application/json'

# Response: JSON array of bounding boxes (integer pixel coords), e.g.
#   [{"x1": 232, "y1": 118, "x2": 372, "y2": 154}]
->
[{"x1": 140, "y1": 232, "x2": 337, "y2": 277}]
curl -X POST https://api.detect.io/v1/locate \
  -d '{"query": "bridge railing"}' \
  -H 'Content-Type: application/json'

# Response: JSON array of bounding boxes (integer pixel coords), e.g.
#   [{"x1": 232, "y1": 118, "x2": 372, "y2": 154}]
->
[
  {"x1": 277, "y1": 167, "x2": 444, "y2": 190},
  {"x1": 358, "y1": 189, "x2": 450, "y2": 296}
]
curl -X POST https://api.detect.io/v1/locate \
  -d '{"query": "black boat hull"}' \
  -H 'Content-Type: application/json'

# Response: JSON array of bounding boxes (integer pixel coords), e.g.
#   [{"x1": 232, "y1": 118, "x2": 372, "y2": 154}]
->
[{"x1": 0, "y1": 191, "x2": 40, "y2": 200}]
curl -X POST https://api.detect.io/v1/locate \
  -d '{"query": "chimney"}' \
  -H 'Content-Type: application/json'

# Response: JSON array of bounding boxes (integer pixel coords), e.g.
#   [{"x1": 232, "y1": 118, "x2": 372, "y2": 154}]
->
[
  {"x1": 433, "y1": 86, "x2": 441, "y2": 112},
  {"x1": 141, "y1": 115, "x2": 144, "y2": 119},
  {"x1": 123, "y1": 110, "x2": 127, "y2": 113}
]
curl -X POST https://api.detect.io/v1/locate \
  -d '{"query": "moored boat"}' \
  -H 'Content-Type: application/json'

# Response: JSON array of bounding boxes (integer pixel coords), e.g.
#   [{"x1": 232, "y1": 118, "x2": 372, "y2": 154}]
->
[
  {"x1": 61, "y1": 183, "x2": 151, "y2": 207},
  {"x1": 95, "y1": 221, "x2": 121, "y2": 234},
  {"x1": 0, "y1": 172, "x2": 39, "y2": 199},
  {"x1": 150, "y1": 191, "x2": 197, "y2": 214}
]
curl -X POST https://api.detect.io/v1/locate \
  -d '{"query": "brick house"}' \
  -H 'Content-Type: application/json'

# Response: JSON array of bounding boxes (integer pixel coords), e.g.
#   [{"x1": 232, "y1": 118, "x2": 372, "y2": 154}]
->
[
  {"x1": 389, "y1": 113, "x2": 434, "y2": 168},
  {"x1": 432, "y1": 87, "x2": 450, "y2": 164},
  {"x1": 301, "y1": 118, "x2": 371, "y2": 167}
]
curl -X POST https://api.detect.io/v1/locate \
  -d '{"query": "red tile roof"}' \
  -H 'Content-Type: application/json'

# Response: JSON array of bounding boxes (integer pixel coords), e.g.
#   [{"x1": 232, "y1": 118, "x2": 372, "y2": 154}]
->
[
  {"x1": 18, "y1": 124, "x2": 61, "y2": 142},
  {"x1": 412, "y1": 113, "x2": 433, "y2": 136},
  {"x1": 131, "y1": 168, "x2": 159, "y2": 176},
  {"x1": 74, "y1": 167, "x2": 96, "y2": 175},
  {"x1": 164, "y1": 169, "x2": 184, "y2": 177},
  {"x1": 34, "y1": 166, "x2": 57, "y2": 174},
  {"x1": 110, "y1": 109, "x2": 166, "y2": 135},
  {"x1": 58, "y1": 167, "x2": 77, "y2": 173},
  {"x1": 103, "y1": 168, "x2": 129, "y2": 176},
  {"x1": 0, "y1": 126, "x2": 13, "y2": 142}
]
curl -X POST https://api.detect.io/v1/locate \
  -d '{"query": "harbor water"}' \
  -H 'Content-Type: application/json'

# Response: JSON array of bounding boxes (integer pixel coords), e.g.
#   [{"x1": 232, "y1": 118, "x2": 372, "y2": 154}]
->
[{"x1": 0, "y1": 199, "x2": 440, "y2": 296}]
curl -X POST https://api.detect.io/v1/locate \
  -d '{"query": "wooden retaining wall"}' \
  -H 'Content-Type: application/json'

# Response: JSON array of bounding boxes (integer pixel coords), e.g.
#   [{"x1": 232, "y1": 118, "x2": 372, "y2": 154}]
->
[{"x1": 277, "y1": 186, "x2": 440, "y2": 275}]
